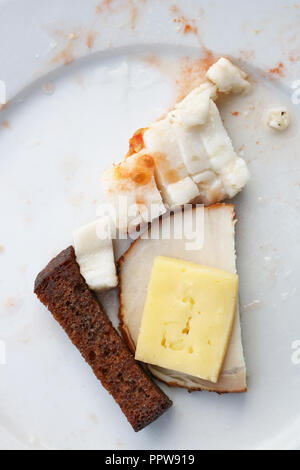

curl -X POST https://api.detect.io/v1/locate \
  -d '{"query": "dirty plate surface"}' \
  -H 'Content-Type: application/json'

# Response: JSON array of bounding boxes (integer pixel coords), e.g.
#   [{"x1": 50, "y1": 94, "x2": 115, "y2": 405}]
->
[{"x1": 0, "y1": 0, "x2": 300, "y2": 450}]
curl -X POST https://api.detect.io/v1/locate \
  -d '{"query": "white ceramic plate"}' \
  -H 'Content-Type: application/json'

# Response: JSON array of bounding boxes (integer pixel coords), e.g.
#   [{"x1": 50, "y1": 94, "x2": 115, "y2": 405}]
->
[{"x1": 1, "y1": 0, "x2": 300, "y2": 450}]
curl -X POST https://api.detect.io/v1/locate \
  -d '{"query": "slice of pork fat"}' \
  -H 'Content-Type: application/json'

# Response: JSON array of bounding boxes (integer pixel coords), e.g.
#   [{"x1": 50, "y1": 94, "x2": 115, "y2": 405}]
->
[
  {"x1": 119, "y1": 204, "x2": 247, "y2": 393},
  {"x1": 101, "y1": 58, "x2": 250, "y2": 234}
]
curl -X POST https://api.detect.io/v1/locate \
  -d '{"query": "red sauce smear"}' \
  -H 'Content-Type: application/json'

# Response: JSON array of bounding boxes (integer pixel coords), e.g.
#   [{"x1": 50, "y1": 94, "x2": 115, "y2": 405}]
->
[
  {"x1": 86, "y1": 32, "x2": 98, "y2": 50},
  {"x1": 154, "y1": 153, "x2": 180, "y2": 185},
  {"x1": 175, "y1": 50, "x2": 217, "y2": 101},
  {"x1": 269, "y1": 62, "x2": 284, "y2": 77},
  {"x1": 114, "y1": 153, "x2": 155, "y2": 188},
  {"x1": 96, "y1": 0, "x2": 114, "y2": 14},
  {"x1": 127, "y1": 128, "x2": 148, "y2": 157},
  {"x1": 142, "y1": 51, "x2": 218, "y2": 108},
  {"x1": 52, "y1": 41, "x2": 74, "y2": 66},
  {"x1": 183, "y1": 23, "x2": 198, "y2": 35},
  {"x1": 170, "y1": 3, "x2": 199, "y2": 37},
  {"x1": 4, "y1": 296, "x2": 17, "y2": 308},
  {"x1": 129, "y1": 0, "x2": 137, "y2": 31},
  {"x1": 173, "y1": 16, "x2": 198, "y2": 36}
]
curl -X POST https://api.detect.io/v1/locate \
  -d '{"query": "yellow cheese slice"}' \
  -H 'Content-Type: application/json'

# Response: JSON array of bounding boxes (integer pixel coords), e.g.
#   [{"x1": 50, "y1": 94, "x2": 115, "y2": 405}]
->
[{"x1": 135, "y1": 256, "x2": 238, "y2": 383}]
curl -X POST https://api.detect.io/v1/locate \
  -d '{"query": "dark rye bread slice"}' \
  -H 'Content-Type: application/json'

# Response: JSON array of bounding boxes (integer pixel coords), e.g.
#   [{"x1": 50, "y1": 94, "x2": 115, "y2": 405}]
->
[{"x1": 34, "y1": 246, "x2": 172, "y2": 432}]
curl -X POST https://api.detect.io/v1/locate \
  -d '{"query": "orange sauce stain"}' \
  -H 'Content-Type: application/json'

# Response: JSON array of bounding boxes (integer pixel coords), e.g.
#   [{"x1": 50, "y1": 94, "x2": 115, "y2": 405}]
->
[
  {"x1": 154, "y1": 153, "x2": 180, "y2": 184},
  {"x1": 114, "y1": 153, "x2": 155, "y2": 188},
  {"x1": 96, "y1": 0, "x2": 114, "y2": 14},
  {"x1": 5, "y1": 296, "x2": 16, "y2": 309},
  {"x1": 42, "y1": 82, "x2": 54, "y2": 95},
  {"x1": 170, "y1": 5, "x2": 179, "y2": 14},
  {"x1": 269, "y1": 62, "x2": 284, "y2": 77},
  {"x1": 183, "y1": 23, "x2": 198, "y2": 35},
  {"x1": 127, "y1": 128, "x2": 147, "y2": 157},
  {"x1": 170, "y1": 5, "x2": 198, "y2": 37},
  {"x1": 136, "y1": 197, "x2": 146, "y2": 206},
  {"x1": 130, "y1": 171, "x2": 149, "y2": 185},
  {"x1": 86, "y1": 32, "x2": 98, "y2": 50},
  {"x1": 142, "y1": 50, "x2": 218, "y2": 106},
  {"x1": 140, "y1": 154, "x2": 155, "y2": 169},
  {"x1": 52, "y1": 41, "x2": 74, "y2": 66},
  {"x1": 238, "y1": 49, "x2": 255, "y2": 61},
  {"x1": 114, "y1": 163, "x2": 130, "y2": 180},
  {"x1": 143, "y1": 53, "x2": 163, "y2": 69},
  {"x1": 173, "y1": 16, "x2": 198, "y2": 35},
  {"x1": 96, "y1": 0, "x2": 143, "y2": 31},
  {"x1": 53, "y1": 29, "x2": 80, "y2": 40},
  {"x1": 175, "y1": 51, "x2": 217, "y2": 101},
  {"x1": 129, "y1": 0, "x2": 137, "y2": 31},
  {"x1": 1, "y1": 120, "x2": 10, "y2": 128},
  {"x1": 288, "y1": 49, "x2": 300, "y2": 63},
  {"x1": 232, "y1": 111, "x2": 239, "y2": 116}
]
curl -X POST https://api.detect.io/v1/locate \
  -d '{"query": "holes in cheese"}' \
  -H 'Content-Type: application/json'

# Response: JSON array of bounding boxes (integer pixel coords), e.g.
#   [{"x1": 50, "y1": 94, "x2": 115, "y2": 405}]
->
[{"x1": 135, "y1": 256, "x2": 238, "y2": 383}]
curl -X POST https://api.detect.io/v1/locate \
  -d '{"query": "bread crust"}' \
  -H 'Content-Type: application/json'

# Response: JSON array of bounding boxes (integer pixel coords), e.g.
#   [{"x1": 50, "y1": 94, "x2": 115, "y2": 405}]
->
[{"x1": 34, "y1": 246, "x2": 172, "y2": 432}]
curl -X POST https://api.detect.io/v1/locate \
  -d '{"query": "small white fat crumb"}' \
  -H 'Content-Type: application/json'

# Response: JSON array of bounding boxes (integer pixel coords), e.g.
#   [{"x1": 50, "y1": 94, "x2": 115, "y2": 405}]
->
[
  {"x1": 267, "y1": 107, "x2": 290, "y2": 131},
  {"x1": 206, "y1": 57, "x2": 250, "y2": 94}
]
